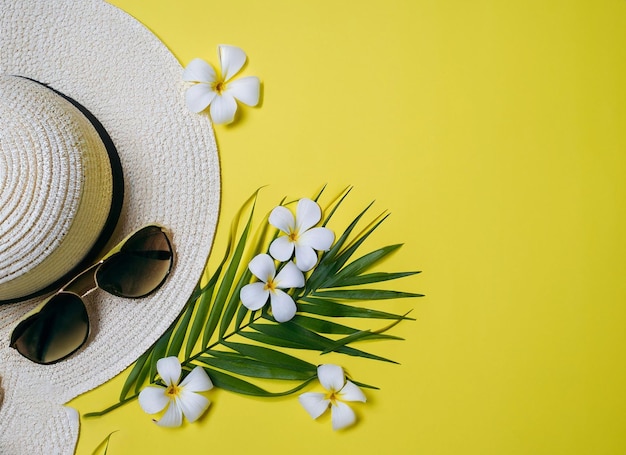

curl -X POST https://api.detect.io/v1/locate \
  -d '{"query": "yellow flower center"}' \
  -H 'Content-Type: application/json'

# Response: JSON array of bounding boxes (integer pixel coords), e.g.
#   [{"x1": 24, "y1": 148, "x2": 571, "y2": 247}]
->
[
  {"x1": 264, "y1": 278, "x2": 277, "y2": 292},
  {"x1": 288, "y1": 228, "x2": 299, "y2": 242},
  {"x1": 326, "y1": 390, "x2": 339, "y2": 406},
  {"x1": 213, "y1": 80, "x2": 226, "y2": 94},
  {"x1": 165, "y1": 384, "x2": 182, "y2": 399}
]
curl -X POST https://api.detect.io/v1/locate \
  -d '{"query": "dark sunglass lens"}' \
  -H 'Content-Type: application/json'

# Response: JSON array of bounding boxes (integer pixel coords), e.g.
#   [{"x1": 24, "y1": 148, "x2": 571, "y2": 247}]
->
[
  {"x1": 96, "y1": 226, "x2": 173, "y2": 298},
  {"x1": 10, "y1": 293, "x2": 89, "y2": 364}
]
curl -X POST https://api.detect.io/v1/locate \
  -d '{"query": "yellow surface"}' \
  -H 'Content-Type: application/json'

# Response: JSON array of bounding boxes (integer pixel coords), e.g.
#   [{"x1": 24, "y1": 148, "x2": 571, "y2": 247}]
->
[{"x1": 71, "y1": 1, "x2": 626, "y2": 453}]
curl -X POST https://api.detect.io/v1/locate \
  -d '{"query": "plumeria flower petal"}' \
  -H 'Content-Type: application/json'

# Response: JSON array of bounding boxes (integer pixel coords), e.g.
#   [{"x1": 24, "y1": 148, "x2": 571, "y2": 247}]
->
[
  {"x1": 180, "y1": 363, "x2": 214, "y2": 392},
  {"x1": 298, "y1": 364, "x2": 366, "y2": 430},
  {"x1": 295, "y1": 198, "x2": 322, "y2": 231},
  {"x1": 298, "y1": 392, "x2": 330, "y2": 419},
  {"x1": 182, "y1": 58, "x2": 217, "y2": 83},
  {"x1": 219, "y1": 44, "x2": 247, "y2": 81},
  {"x1": 209, "y1": 92, "x2": 238, "y2": 125},
  {"x1": 157, "y1": 356, "x2": 181, "y2": 386},
  {"x1": 185, "y1": 83, "x2": 217, "y2": 114},
  {"x1": 240, "y1": 254, "x2": 303, "y2": 322},
  {"x1": 337, "y1": 380, "x2": 367, "y2": 402},
  {"x1": 227, "y1": 76, "x2": 261, "y2": 106},
  {"x1": 248, "y1": 253, "x2": 276, "y2": 282},
  {"x1": 268, "y1": 206, "x2": 295, "y2": 233},
  {"x1": 240, "y1": 282, "x2": 269, "y2": 311},
  {"x1": 157, "y1": 400, "x2": 184, "y2": 428},
  {"x1": 138, "y1": 357, "x2": 213, "y2": 427},
  {"x1": 317, "y1": 364, "x2": 345, "y2": 391},
  {"x1": 299, "y1": 227, "x2": 335, "y2": 251},
  {"x1": 268, "y1": 235, "x2": 295, "y2": 262},
  {"x1": 269, "y1": 289, "x2": 298, "y2": 322},
  {"x1": 331, "y1": 401, "x2": 357, "y2": 431},
  {"x1": 274, "y1": 260, "x2": 305, "y2": 288},
  {"x1": 183, "y1": 45, "x2": 260, "y2": 124},
  {"x1": 294, "y1": 244, "x2": 320, "y2": 274},
  {"x1": 138, "y1": 386, "x2": 170, "y2": 414},
  {"x1": 295, "y1": 227, "x2": 335, "y2": 272},
  {"x1": 177, "y1": 389, "x2": 210, "y2": 423},
  {"x1": 269, "y1": 199, "x2": 335, "y2": 272}
]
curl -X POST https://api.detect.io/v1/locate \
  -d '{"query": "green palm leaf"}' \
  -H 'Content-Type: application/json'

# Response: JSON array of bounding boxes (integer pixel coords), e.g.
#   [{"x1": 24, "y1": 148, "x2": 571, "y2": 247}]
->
[{"x1": 89, "y1": 186, "x2": 422, "y2": 417}]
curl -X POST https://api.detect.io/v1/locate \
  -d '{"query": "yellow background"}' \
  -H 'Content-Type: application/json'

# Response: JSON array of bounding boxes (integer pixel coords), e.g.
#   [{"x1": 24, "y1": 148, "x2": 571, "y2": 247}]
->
[{"x1": 72, "y1": 1, "x2": 626, "y2": 453}]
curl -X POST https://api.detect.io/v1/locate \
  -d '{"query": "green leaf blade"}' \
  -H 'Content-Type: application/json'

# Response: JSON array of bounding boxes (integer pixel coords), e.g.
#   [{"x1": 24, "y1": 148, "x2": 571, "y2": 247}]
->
[
  {"x1": 312, "y1": 289, "x2": 423, "y2": 300},
  {"x1": 251, "y1": 321, "x2": 397, "y2": 363},
  {"x1": 218, "y1": 269, "x2": 251, "y2": 339},
  {"x1": 201, "y1": 367, "x2": 272, "y2": 396},
  {"x1": 325, "y1": 244, "x2": 403, "y2": 287},
  {"x1": 239, "y1": 330, "x2": 313, "y2": 350},
  {"x1": 149, "y1": 327, "x2": 172, "y2": 381},
  {"x1": 200, "y1": 366, "x2": 317, "y2": 397},
  {"x1": 327, "y1": 271, "x2": 420, "y2": 288},
  {"x1": 204, "y1": 196, "x2": 257, "y2": 346},
  {"x1": 291, "y1": 314, "x2": 360, "y2": 335},
  {"x1": 119, "y1": 349, "x2": 150, "y2": 400},
  {"x1": 299, "y1": 296, "x2": 412, "y2": 320},
  {"x1": 185, "y1": 269, "x2": 221, "y2": 358},
  {"x1": 167, "y1": 299, "x2": 195, "y2": 357},
  {"x1": 198, "y1": 353, "x2": 313, "y2": 380},
  {"x1": 222, "y1": 341, "x2": 317, "y2": 373}
]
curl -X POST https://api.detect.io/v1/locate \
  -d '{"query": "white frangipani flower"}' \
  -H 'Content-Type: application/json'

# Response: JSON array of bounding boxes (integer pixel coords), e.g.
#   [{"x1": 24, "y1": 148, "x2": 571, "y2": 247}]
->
[
  {"x1": 269, "y1": 198, "x2": 335, "y2": 272},
  {"x1": 138, "y1": 356, "x2": 213, "y2": 427},
  {"x1": 183, "y1": 44, "x2": 260, "y2": 124},
  {"x1": 298, "y1": 364, "x2": 366, "y2": 430},
  {"x1": 240, "y1": 254, "x2": 304, "y2": 322}
]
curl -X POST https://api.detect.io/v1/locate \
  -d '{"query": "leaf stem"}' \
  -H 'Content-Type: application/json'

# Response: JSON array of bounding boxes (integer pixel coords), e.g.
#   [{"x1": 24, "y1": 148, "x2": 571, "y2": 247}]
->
[
  {"x1": 83, "y1": 395, "x2": 138, "y2": 418},
  {"x1": 182, "y1": 310, "x2": 265, "y2": 369}
]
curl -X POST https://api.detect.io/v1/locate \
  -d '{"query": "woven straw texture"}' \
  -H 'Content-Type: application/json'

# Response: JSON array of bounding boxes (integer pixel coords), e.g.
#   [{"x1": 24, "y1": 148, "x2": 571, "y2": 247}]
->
[
  {"x1": 0, "y1": 76, "x2": 114, "y2": 300},
  {"x1": 0, "y1": 1, "x2": 220, "y2": 453}
]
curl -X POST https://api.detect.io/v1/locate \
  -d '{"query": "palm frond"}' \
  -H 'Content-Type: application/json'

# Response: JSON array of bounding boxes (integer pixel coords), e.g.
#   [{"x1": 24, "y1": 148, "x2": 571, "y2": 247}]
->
[{"x1": 88, "y1": 186, "x2": 422, "y2": 417}]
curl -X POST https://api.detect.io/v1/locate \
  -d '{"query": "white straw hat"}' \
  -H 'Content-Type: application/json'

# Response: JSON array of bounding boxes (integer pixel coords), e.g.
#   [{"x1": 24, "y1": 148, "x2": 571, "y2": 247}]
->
[{"x1": 0, "y1": 1, "x2": 220, "y2": 453}]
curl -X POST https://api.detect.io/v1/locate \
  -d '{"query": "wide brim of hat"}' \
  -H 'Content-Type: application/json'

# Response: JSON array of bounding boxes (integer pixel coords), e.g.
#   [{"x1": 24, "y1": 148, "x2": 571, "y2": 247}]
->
[{"x1": 0, "y1": 1, "x2": 220, "y2": 453}]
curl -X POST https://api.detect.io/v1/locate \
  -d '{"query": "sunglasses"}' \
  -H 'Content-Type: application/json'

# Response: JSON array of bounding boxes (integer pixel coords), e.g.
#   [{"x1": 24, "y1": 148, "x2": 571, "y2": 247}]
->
[{"x1": 10, "y1": 224, "x2": 174, "y2": 365}]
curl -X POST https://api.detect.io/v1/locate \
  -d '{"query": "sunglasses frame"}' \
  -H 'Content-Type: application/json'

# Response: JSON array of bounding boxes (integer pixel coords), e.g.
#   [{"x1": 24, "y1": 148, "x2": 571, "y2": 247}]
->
[{"x1": 10, "y1": 224, "x2": 174, "y2": 365}]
